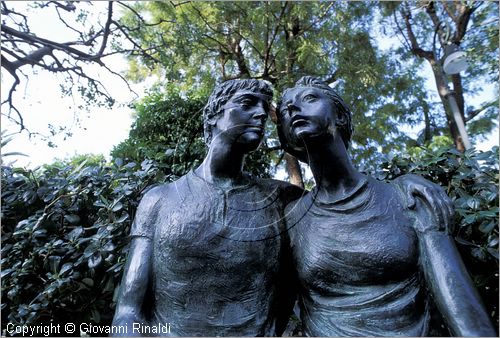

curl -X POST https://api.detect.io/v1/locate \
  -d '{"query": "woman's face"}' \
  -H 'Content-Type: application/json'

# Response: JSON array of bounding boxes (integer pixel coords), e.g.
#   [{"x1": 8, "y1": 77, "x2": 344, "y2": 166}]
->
[{"x1": 278, "y1": 86, "x2": 336, "y2": 150}]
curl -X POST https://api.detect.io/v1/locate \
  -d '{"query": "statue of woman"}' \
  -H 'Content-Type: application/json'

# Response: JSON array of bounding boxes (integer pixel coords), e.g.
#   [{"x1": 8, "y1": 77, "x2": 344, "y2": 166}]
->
[{"x1": 277, "y1": 76, "x2": 495, "y2": 336}]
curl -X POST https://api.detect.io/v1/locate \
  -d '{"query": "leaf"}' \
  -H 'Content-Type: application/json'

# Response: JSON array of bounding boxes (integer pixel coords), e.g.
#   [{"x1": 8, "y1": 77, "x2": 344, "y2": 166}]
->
[
  {"x1": 102, "y1": 241, "x2": 115, "y2": 252},
  {"x1": 486, "y1": 248, "x2": 499, "y2": 259},
  {"x1": 88, "y1": 252, "x2": 102, "y2": 269},
  {"x1": 112, "y1": 202, "x2": 123, "y2": 212},
  {"x1": 478, "y1": 222, "x2": 496, "y2": 234},
  {"x1": 91, "y1": 308, "x2": 101, "y2": 323},
  {"x1": 488, "y1": 237, "x2": 499, "y2": 248},
  {"x1": 455, "y1": 237, "x2": 475, "y2": 246},
  {"x1": 67, "y1": 227, "x2": 83, "y2": 241},
  {"x1": 48, "y1": 256, "x2": 61, "y2": 274},
  {"x1": 59, "y1": 263, "x2": 73, "y2": 276},
  {"x1": 483, "y1": 190, "x2": 498, "y2": 203},
  {"x1": 462, "y1": 214, "x2": 477, "y2": 225},
  {"x1": 471, "y1": 247, "x2": 487, "y2": 261},
  {"x1": 70, "y1": 158, "x2": 88, "y2": 176},
  {"x1": 466, "y1": 197, "x2": 481, "y2": 210},
  {"x1": 116, "y1": 213, "x2": 129, "y2": 223},
  {"x1": 1, "y1": 268, "x2": 14, "y2": 278},
  {"x1": 64, "y1": 214, "x2": 80, "y2": 224},
  {"x1": 94, "y1": 200, "x2": 107, "y2": 208},
  {"x1": 81, "y1": 278, "x2": 94, "y2": 287}
]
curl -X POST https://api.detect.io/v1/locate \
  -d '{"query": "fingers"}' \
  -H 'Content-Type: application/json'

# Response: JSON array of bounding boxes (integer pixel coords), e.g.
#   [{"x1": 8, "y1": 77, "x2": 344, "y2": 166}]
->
[
  {"x1": 428, "y1": 190, "x2": 445, "y2": 230},
  {"x1": 406, "y1": 188, "x2": 416, "y2": 209}
]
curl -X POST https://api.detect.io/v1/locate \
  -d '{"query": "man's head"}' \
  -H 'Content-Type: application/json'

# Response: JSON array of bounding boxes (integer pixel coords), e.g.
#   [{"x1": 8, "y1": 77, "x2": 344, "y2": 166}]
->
[{"x1": 203, "y1": 79, "x2": 273, "y2": 146}]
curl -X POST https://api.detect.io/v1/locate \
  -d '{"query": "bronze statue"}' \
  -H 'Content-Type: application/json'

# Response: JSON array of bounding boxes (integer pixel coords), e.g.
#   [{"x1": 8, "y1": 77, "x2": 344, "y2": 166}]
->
[
  {"x1": 112, "y1": 78, "x2": 461, "y2": 337},
  {"x1": 112, "y1": 79, "x2": 302, "y2": 336},
  {"x1": 277, "y1": 76, "x2": 495, "y2": 336}
]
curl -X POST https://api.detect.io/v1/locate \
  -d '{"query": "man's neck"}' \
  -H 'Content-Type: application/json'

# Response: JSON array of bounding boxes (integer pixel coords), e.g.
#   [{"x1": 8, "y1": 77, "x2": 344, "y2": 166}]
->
[{"x1": 195, "y1": 139, "x2": 246, "y2": 189}]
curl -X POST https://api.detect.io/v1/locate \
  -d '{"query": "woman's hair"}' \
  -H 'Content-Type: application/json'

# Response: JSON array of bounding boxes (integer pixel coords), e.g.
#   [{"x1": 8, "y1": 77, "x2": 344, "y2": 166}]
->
[{"x1": 203, "y1": 79, "x2": 273, "y2": 145}]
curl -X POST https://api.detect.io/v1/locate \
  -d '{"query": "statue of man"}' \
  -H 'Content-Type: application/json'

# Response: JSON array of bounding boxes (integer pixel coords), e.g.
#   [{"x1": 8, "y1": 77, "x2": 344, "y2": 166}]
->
[{"x1": 111, "y1": 79, "x2": 302, "y2": 336}]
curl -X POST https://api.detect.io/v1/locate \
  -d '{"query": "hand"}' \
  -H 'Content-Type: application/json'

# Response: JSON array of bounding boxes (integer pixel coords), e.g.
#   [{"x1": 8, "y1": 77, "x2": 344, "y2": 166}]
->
[{"x1": 394, "y1": 174, "x2": 455, "y2": 232}]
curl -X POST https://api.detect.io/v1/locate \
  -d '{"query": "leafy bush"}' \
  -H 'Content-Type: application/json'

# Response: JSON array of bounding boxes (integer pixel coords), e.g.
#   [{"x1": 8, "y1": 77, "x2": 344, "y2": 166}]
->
[
  {"x1": 111, "y1": 86, "x2": 207, "y2": 177},
  {"x1": 1, "y1": 158, "x2": 166, "y2": 333},
  {"x1": 375, "y1": 145, "x2": 499, "y2": 329}
]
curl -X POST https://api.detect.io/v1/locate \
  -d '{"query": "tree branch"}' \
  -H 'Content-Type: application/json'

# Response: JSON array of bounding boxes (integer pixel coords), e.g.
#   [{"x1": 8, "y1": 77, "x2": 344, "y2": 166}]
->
[
  {"x1": 466, "y1": 101, "x2": 497, "y2": 122},
  {"x1": 400, "y1": 5, "x2": 434, "y2": 60},
  {"x1": 454, "y1": 1, "x2": 476, "y2": 42}
]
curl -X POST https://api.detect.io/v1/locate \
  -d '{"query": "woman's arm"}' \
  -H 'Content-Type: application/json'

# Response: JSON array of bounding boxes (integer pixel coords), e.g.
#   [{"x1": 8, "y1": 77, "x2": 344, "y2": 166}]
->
[{"x1": 415, "y1": 199, "x2": 496, "y2": 336}]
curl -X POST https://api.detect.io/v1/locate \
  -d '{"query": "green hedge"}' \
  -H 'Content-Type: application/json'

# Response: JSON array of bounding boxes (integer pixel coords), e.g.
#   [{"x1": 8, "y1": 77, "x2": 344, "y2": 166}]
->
[
  {"x1": 1, "y1": 159, "x2": 167, "y2": 333},
  {"x1": 1, "y1": 146, "x2": 498, "y2": 335}
]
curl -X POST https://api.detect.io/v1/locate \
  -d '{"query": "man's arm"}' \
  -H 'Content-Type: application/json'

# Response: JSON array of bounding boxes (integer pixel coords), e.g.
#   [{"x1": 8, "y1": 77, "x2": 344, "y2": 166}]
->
[
  {"x1": 111, "y1": 187, "x2": 160, "y2": 336},
  {"x1": 111, "y1": 237, "x2": 152, "y2": 336}
]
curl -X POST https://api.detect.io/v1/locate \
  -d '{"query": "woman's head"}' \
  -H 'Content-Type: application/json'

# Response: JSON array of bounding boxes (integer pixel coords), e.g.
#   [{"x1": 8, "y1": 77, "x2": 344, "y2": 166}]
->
[{"x1": 277, "y1": 76, "x2": 353, "y2": 162}]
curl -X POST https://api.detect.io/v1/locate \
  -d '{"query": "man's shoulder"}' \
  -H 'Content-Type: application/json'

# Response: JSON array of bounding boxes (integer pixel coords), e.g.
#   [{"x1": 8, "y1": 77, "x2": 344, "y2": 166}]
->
[{"x1": 140, "y1": 174, "x2": 190, "y2": 204}]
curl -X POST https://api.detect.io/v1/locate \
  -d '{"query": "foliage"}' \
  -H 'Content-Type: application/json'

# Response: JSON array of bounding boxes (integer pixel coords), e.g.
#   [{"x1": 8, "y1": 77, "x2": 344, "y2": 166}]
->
[
  {"x1": 2, "y1": 145, "x2": 498, "y2": 335},
  {"x1": 111, "y1": 85, "x2": 207, "y2": 178},
  {"x1": 120, "y1": 1, "x2": 440, "y2": 170},
  {"x1": 1, "y1": 158, "x2": 166, "y2": 333},
  {"x1": 379, "y1": 1, "x2": 499, "y2": 150},
  {"x1": 43, "y1": 154, "x2": 107, "y2": 170},
  {"x1": 374, "y1": 145, "x2": 499, "y2": 329}
]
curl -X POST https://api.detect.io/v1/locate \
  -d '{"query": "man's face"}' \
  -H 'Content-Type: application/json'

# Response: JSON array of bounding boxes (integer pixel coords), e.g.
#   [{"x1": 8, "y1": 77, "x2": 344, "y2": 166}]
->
[
  {"x1": 278, "y1": 86, "x2": 336, "y2": 148},
  {"x1": 214, "y1": 91, "x2": 269, "y2": 152}
]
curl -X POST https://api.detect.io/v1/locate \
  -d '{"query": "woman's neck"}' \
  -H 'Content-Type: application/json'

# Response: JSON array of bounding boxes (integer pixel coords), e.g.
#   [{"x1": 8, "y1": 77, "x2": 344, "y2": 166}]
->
[{"x1": 308, "y1": 136, "x2": 363, "y2": 201}]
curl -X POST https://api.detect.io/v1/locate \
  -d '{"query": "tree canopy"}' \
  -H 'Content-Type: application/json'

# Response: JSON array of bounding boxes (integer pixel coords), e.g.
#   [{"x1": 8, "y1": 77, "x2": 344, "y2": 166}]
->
[
  {"x1": 112, "y1": 2, "x2": 429, "y2": 179},
  {"x1": 380, "y1": 1, "x2": 498, "y2": 152},
  {"x1": 2, "y1": 1, "x2": 497, "y2": 175}
]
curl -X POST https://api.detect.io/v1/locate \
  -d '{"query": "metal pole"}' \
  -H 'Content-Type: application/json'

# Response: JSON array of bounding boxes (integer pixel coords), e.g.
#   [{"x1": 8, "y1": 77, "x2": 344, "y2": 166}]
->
[
  {"x1": 433, "y1": 22, "x2": 472, "y2": 151},
  {"x1": 444, "y1": 90, "x2": 472, "y2": 150}
]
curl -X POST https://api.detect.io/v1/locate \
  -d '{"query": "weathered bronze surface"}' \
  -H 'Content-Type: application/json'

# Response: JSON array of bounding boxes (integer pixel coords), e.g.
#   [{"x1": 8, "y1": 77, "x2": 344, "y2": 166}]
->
[
  {"x1": 111, "y1": 79, "x2": 301, "y2": 336},
  {"x1": 112, "y1": 77, "x2": 493, "y2": 337},
  {"x1": 277, "y1": 76, "x2": 495, "y2": 337}
]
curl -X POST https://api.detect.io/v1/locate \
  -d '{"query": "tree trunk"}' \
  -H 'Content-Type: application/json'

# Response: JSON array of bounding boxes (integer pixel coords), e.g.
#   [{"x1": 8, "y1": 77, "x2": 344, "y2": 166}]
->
[
  {"x1": 268, "y1": 101, "x2": 304, "y2": 188},
  {"x1": 284, "y1": 153, "x2": 304, "y2": 188},
  {"x1": 429, "y1": 60, "x2": 467, "y2": 152},
  {"x1": 423, "y1": 105, "x2": 432, "y2": 144}
]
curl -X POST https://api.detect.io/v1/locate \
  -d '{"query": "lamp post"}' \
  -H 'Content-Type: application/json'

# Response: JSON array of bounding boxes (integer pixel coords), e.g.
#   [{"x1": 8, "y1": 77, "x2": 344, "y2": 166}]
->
[{"x1": 433, "y1": 23, "x2": 472, "y2": 150}]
